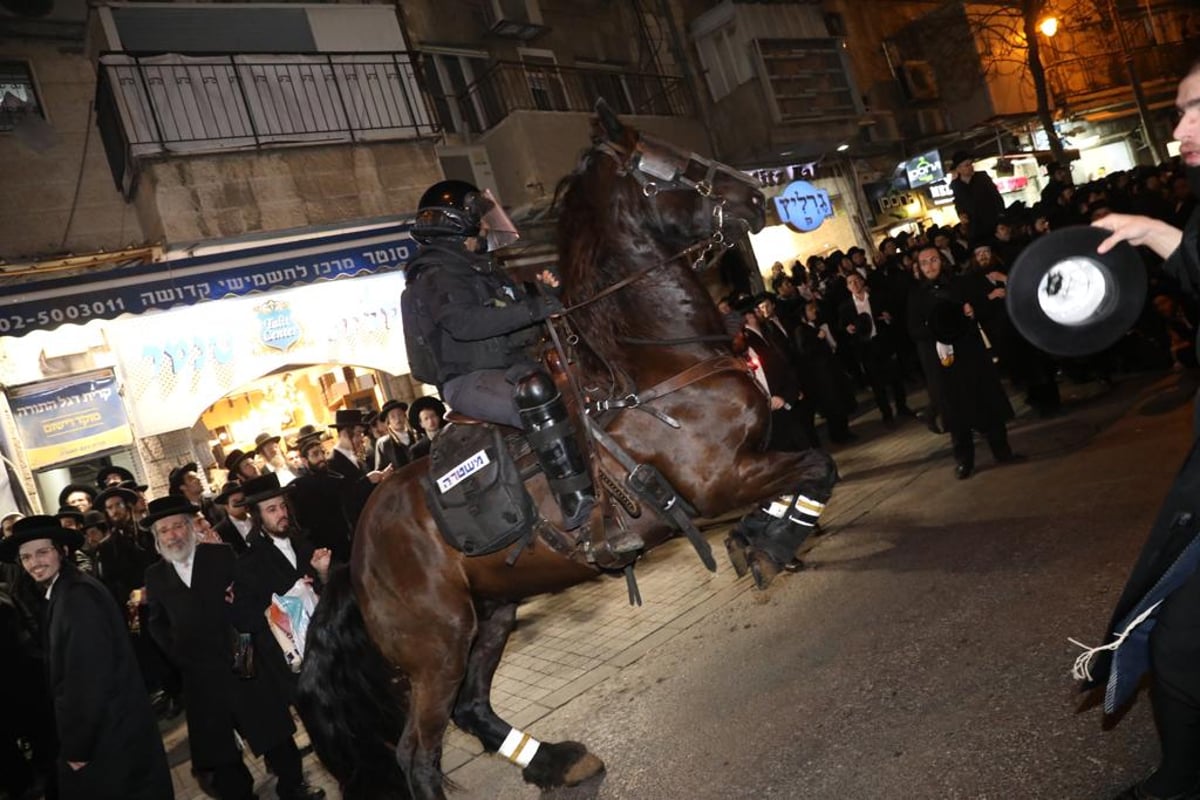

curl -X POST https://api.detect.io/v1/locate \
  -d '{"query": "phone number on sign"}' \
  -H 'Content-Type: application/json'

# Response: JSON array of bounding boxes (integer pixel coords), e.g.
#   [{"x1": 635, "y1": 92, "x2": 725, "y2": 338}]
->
[{"x1": 0, "y1": 298, "x2": 128, "y2": 333}]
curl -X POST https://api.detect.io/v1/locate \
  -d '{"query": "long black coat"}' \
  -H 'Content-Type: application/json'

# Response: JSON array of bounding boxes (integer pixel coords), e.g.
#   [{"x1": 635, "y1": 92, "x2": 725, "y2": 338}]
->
[
  {"x1": 907, "y1": 274, "x2": 1012, "y2": 432},
  {"x1": 289, "y1": 470, "x2": 354, "y2": 563},
  {"x1": 45, "y1": 568, "x2": 172, "y2": 799},
  {"x1": 232, "y1": 530, "x2": 321, "y2": 700},
  {"x1": 212, "y1": 516, "x2": 250, "y2": 555},
  {"x1": 792, "y1": 321, "x2": 856, "y2": 418},
  {"x1": 145, "y1": 544, "x2": 294, "y2": 766},
  {"x1": 327, "y1": 449, "x2": 376, "y2": 537}
]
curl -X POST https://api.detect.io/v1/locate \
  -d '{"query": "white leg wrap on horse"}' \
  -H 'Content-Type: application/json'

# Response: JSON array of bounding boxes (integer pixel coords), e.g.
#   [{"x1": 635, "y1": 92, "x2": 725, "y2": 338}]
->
[
  {"x1": 498, "y1": 727, "x2": 541, "y2": 767},
  {"x1": 767, "y1": 494, "x2": 825, "y2": 527}
]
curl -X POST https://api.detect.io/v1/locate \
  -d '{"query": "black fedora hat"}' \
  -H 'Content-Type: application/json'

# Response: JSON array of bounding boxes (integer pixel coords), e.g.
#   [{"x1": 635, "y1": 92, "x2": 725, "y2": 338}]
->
[
  {"x1": 81, "y1": 510, "x2": 108, "y2": 532},
  {"x1": 213, "y1": 480, "x2": 245, "y2": 507},
  {"x1": 380, "y1": 399, "x2": 408, "y2": 419},
  {"x1": 94, "y1": 485, "x2": 139, "y2": 512},
  {"x1": 253, "y1": 432, "x2": 281, "y2": 454},
  {"x1": 140, "y1": 495, "x2": 202, "y2": 531},
  {"x1": 168, "y1": 462, "x2": 200, "y2": 494},
  {"x1": 117, "y1": 479, "x2": 148, "y2": 494},
  {"x1": 96, "y1": 465, "x2": 136, "y2": 489},
  {"x1": 53, "y1": 507, "x2": 84, "y2": 527},
  {"x1": 1006, "y1": 225, "x2": 1145, "y2": 357},
  {"x1": 239, "y1": 472, "x2": 291, "y2": 507},
  {"x1": 295, "y1": 429, "x2": 325, "y2": 454},
  {"x1": 57, "y1": 483, "x2": 96, "y2": 509},
  {"x1": 949, "y1": 150, "x2": 973, "y2": 171},
  {"x1": 224, "y1": 449, "x2": 255, "y2": 474},
  {"x1": 0, "y1": 515, "x2": 83, "y2": 563},
  {"x1": 408, "y1": 396, "x2": 446, "y2": 431},
  {"x1": 331, "y1": 409, "x2": 366, "y2": 430}
]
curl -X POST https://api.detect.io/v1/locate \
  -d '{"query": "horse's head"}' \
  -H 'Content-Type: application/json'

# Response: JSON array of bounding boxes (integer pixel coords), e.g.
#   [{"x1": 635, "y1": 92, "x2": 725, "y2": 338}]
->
[{"x1": 590, "y1": 100, "x2": 766, "y2": 249}]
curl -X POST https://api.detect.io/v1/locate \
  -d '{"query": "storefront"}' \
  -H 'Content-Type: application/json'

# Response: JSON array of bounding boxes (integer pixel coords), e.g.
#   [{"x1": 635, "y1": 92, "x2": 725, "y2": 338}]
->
[{"x1": 0, "y1": 221, "x2": 419, "y2": 513}]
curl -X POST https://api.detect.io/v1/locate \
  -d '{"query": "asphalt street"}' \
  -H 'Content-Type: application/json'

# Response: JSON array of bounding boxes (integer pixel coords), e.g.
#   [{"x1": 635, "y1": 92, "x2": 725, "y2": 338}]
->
[{"x1": 445, "y1": 371, "x2": 1198, "y2": 800}]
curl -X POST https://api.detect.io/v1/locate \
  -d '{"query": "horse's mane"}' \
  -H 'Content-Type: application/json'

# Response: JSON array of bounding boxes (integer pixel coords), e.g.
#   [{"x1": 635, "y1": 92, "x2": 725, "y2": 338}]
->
[{"x1": 553, "y1": 144, "x2": 724, "y2": 361}]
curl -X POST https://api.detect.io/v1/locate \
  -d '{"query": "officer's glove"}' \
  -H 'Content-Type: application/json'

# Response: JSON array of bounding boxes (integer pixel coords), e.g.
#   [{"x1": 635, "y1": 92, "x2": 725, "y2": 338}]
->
[{"x1": 528, "y1": 294, "x2": 564, "y2": 321}]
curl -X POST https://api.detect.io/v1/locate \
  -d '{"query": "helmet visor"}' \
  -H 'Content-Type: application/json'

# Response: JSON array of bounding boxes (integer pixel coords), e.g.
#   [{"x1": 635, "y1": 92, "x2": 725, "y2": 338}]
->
[{"x1": 472, "y1": 189, "x2": 520, "y2": 251}]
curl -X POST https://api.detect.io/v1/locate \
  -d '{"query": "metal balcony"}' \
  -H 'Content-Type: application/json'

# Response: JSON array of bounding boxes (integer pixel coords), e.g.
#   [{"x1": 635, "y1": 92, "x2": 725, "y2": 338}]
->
[{"x1": 455, "y1": 60, "x2": 692, "y2": 133}]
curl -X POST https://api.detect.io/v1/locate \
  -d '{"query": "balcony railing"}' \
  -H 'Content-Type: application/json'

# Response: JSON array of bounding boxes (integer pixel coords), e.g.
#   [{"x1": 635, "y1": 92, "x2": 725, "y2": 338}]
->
[
  {"x1": 456, "y1": 61, "x2": 692, "y2": 133},
  {"x1": 96, "y1": 51, "x2": 438, "y2": 194},
  {"x1": 1046, "y1": 37, "x2": 1198, "y2": 109}
]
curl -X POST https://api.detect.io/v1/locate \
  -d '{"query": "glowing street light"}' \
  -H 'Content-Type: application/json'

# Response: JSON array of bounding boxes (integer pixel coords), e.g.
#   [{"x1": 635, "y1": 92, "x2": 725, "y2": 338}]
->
[
  {"x1": 1038, "y1": 16, "x2": 1059, "y2": 37},
  {"x1": 836, "y1": 143, "x2": 850, "y2": 152}
]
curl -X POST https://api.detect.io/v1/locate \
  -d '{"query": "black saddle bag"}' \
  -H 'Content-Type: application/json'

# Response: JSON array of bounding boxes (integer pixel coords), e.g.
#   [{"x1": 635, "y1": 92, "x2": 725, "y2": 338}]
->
[{"x1": 422, "y1": 423, "x2": 536, "y2": 556}]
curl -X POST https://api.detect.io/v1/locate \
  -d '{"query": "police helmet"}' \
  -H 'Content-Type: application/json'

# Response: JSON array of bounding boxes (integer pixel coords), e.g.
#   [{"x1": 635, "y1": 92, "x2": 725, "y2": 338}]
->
[{"x1": 413, "y1": 180, "x2": 486, "y2": 244}]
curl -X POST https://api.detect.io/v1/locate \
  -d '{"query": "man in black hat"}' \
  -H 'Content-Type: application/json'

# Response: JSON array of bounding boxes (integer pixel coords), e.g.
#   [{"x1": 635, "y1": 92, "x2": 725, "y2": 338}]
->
[
  {"x1": 212, "y1": 482, "x2": 251, "y2": 555},
  {"x1": 1040, "y1": 161, "x2": 1074, "y2": 207},
  {"x1": 288, "y1": 428, "x2": 355, "y2": 563},
  {"x1": 328, "y1": 409, "x2": 392, "y2": 529},
  {"x1": 737, "y1": 295, "x2": 818, "y2": 451},
  {"x1": 407, "y1": 395, "x2": 446, "y2": 461},
  {"x1": 96, "y1": 465, "x2": 136, "y2": 490},
  {"x1": 949, "y1": 151, "x2": 1005, "y2": 243},
  {"x1": 143, "y1": 496, "x2": 323, "y2": 800},
  {"x1": 57, "y1": 483, "x2": 95, "y2": 515},
  {"x1": 837, "y1": 272, "x2": 913, "y2": 425},
  {"x1": 231, "y1": 473, "x2": 330, "y2": 697},
  {"x1": 254, "y1": 432, "x2": 296, "y2": 485},
  {"x1": 0, "y1": 516, "x2": 171, "y2": 799},
  {"x1": 909, "y1": 246, "x2": 1019, "y2": 479},
  {"x1": 402, "y1": 178, "x2": 597, "y2": 531},
  {"x1": 224, "y1": 449, "x2": 259, "y2": 482},
  {"x1": 1082, "y1": 60, "x2": 1200, "y2": 800},
  {"x1": 170, "y1": 462, "x2": 226, "y2": 528},
  {"x1": 374, "y1": 399, "x2": 413, "y2": 472}
]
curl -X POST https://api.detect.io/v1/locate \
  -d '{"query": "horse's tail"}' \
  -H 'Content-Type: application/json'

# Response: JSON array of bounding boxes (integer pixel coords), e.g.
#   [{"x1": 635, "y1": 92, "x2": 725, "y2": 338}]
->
[{"x1": 297, "y1": 565, "x2": 411, "y2": 800}]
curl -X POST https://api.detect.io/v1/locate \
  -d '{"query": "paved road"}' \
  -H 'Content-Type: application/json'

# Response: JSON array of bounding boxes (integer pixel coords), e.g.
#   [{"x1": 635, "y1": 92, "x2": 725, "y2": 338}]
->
[{"x1": 442, "y1": 372, "x2": 1196, "y2": 800}]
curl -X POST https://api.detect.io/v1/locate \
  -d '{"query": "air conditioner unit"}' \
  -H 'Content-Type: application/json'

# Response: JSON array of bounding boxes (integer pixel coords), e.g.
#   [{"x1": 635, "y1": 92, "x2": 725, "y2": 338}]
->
[
  {"x1": 482, "y1": 0, "x2": 549, "y2": 41},
  {"x1": 900, "y1": 61, "x2": 940, "y2": 101},
  {"x1": 437, "y1": 146, "x2": 502, "y2": 204}
]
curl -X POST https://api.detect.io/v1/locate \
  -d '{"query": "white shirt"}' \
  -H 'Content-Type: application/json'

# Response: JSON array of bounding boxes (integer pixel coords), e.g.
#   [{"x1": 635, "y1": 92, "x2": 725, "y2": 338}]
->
[
  {"x1": 333, "y1": 444, "x2": 361, "y2": 471},
  {"x1": 851, "y1": 293, "x2": 877, "y2": 339},
  {"x1": 270, "y1": 535, "x2": 297, "y2": 569},
  {"x1": 230, "y1": 515, "x2": 253, "y2": 542},
  {"x1": 44, "y1": 572, "x2": 60, "y2": 600},
  {"x1": 171, "y1": 557, "x2": 195, "y2": 588}
]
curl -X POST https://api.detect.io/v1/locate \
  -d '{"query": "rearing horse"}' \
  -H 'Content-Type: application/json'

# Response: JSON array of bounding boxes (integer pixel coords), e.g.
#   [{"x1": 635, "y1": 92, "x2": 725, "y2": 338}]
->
[{"x1": 296, "y1": 105, "x2": 838, "y2": 800}]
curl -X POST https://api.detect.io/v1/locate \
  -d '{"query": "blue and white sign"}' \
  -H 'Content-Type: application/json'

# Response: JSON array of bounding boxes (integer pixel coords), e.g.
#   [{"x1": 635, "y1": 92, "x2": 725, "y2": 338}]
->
[{"x1": 773, "y1": 181, "x2": 833, "y2": 232}]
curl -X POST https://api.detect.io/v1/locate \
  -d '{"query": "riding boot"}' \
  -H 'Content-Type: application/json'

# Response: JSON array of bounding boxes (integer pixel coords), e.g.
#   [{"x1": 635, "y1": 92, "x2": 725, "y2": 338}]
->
[{"x1": 514, "y1": 372, "x2": 596, "y2": 530}]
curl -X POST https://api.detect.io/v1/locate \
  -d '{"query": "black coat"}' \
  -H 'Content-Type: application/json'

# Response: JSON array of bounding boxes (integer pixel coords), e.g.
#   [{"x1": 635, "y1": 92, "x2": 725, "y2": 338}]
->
[
  {"x1": 837, "y1": 292, "x2": 900, "y2": 360},
  {"x1": 951, "y1": 170, "x2": 1005, "y2": 240},
  {"x1": 91, "y1": 533, "x2": 147, "y2": 606},
  {"x1": 45, "y1": 568, "x2": 172, "y2": 799},
  {"x1": 375, "y1": 433, "x2": 412, "y2": 472},
  {"x1": 907, "y1": 274, "x2": 1012, "y2": 432},
  {"x1": 212, "y1": 516, "x2": 251, "y2": 555},
  {"x1": 327, "y1": 449, "x2": 376, "y2": 534},
  {"x1": 232, "y1": 530, "x2": 321, "y2": 699},
  {"x1": 145, "y1": 544, "x2": 294, "y2": 767},
  {"x1": 290, "y1": 468, "x2": 355, "y2": 563},
  {"x1": 403, "y1": 243, "x2": 544, "y2": 385},
  {"x1": 792, "y1": 321, "x2": 857, "y2": 417}
]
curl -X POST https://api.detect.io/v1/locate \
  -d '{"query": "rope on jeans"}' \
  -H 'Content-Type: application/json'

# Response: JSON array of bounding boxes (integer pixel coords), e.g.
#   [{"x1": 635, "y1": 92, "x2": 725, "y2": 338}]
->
[{"x1": 1067, "y1": 599, "x2": 1164, "y2": 681}]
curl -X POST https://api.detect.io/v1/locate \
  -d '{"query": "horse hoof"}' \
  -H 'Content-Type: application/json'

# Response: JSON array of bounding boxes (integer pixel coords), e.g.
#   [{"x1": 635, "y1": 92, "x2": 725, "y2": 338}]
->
[
  {"x1": 748, "y1": 550, "x2": 782, "y2": 590},
  {"x1": 522, "y1": 740, "x2": 605, "y2": 789},
  {"x1": 725, "y1": 537, "x2": 749, "y2": 578}
]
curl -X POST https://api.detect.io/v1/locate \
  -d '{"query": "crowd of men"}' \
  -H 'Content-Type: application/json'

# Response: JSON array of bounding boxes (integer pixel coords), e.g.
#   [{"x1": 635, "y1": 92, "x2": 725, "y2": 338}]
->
[
  {"x1": 0, "y1": 399, "x2": 447, "y2": 800},
  {"x1": 725, "y1": 155, "x2": 1199, "y2": 478}
]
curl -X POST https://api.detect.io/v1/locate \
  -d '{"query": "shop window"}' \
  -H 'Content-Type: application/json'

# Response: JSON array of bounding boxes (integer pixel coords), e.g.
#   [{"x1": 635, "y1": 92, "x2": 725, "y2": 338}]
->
[{"x1": 0, "y1": 61, "x2": 45, "y2": 133}]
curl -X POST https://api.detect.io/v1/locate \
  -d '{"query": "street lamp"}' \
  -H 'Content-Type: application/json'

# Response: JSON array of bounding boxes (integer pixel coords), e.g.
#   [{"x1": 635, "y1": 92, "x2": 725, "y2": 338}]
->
[{"x1": 1038, "y1": 16, "x2": 1059, "y2": 37}]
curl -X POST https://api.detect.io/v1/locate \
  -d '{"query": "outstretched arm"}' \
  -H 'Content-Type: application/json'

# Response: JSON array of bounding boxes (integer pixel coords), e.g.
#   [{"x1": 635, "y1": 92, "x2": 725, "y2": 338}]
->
[{"x1": 1093, "y1": 213, "x2": 1183, "y2": 260}]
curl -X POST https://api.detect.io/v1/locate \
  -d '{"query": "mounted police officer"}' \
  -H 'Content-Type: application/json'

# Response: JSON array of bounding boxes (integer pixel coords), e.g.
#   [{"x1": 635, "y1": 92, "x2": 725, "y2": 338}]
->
[{"x1": 401, "y1": 180, "x2": 595, "y2": 530}]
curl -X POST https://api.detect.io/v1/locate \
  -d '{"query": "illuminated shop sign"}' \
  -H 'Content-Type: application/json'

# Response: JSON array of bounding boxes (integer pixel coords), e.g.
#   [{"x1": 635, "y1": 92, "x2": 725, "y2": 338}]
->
[{"x1": 773, "y1": 180, "x2": 834, "y2": 232}]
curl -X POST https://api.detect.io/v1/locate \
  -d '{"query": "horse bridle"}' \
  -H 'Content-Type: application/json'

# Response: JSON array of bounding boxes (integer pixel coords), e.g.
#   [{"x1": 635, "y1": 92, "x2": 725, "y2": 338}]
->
[{"x1": 555, "y1": 135, "x2": 759, "y2": 316}]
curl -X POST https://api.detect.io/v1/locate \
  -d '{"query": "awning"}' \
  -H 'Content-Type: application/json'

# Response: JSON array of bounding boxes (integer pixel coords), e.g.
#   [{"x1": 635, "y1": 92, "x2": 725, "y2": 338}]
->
[{"x1": 0, "y1": 222, "x2": 414, "y2": 338}]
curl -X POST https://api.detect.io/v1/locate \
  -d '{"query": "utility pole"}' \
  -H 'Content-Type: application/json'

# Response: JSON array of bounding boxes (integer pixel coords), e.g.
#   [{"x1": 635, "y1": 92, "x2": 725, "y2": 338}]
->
[{"x1": 1106, "y1": 0, "x2": 1163, "y2": 163}]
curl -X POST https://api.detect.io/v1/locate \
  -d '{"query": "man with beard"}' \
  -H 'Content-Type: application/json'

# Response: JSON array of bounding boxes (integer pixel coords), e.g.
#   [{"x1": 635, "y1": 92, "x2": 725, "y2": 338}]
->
[
  {"x1": 254, "y1": 432, "x2": 296, "y2": 485},
  {"x1": 223, "y1": 449, "x2": 259, "y2": 483},
  {"x1": 327, "y1": 409, "x2": 392, "y2": 532},
  {"x1": 232, "y1": 472, "x2": 331, "y2": 699},
  {"x1": 94, "y1": 485, "x2": 141, "y2": 549},
  {"x1": 1083, "y1": 61, "x2": 1200, "y2": 800},
  {"x1": 287, "y1": 429, "x2": 354, "y2": 563},
  {"x1": 908, "y1": 247, "x2": 1020, "y2": 479},
  {"x1": 143, "y1": 496, "x2": 323, "y2": 800},
  {"x1": 0, "y1": 516, "x2": 171, "y2": 799},
  {"x1": 738, "y1": 295, "x2": 818, "y2": 451}
]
